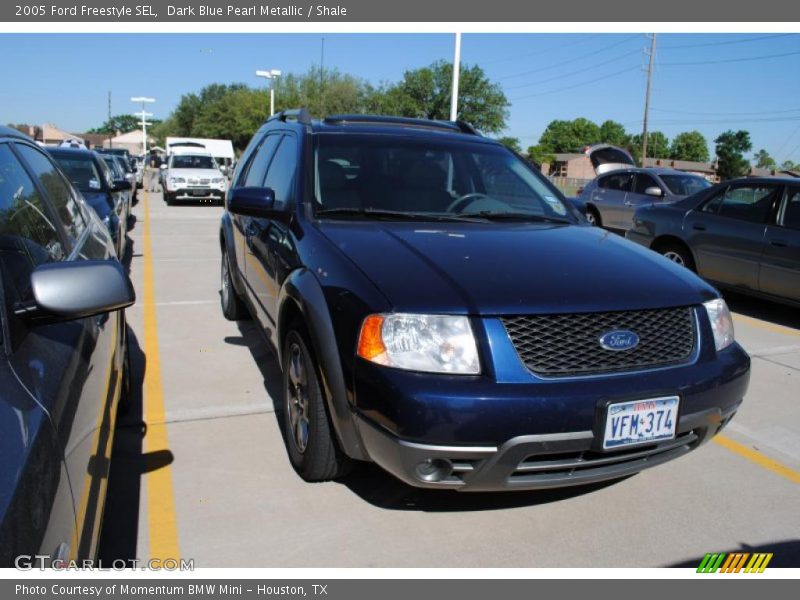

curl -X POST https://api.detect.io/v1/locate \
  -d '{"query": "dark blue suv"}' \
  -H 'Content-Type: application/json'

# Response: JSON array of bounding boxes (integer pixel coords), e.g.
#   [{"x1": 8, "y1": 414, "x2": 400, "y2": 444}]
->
[{"x1": 220, "y1": 111, "x2": 750, "y2": 491}]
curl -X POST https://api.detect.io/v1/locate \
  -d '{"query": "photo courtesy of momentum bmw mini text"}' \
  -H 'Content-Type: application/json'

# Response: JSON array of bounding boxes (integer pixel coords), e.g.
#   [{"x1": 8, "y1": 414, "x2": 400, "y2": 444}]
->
[{"x1": 0, "y1": 0, "x2": 799, "y2": 596}]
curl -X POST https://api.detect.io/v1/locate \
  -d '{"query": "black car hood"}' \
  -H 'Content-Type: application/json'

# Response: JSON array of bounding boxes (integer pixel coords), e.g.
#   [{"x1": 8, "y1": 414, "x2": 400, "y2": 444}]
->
[{"x1": 317, "y1": 221, "x2": 717, "y2": 315}]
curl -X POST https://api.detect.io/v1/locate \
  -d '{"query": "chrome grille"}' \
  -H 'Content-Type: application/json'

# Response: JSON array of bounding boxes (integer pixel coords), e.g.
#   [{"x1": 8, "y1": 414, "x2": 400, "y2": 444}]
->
[{"x1": 502, "y1": 306, "x2": 696, "y2": 377}]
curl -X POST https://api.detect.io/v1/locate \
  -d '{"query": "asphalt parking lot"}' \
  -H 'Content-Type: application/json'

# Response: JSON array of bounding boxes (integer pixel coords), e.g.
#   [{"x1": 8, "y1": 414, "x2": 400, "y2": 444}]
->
[{"x1": 98, "y1": 183, "x2": 800, "y2": 568}]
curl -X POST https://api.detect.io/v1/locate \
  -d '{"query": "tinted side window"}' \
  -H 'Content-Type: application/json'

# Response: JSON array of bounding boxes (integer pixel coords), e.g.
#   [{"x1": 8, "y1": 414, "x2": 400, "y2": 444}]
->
[
  {"x1": 633, "y1": 173, "x2": 658, "y2": 194},
  {"x1": 242, "y1": 135, "x2": 282, "y2": 188},
  {"x1": 781, "y1": 188, "x2": 800, "y2": 230},
  {"x1": 601, "y1": 173, "x2": 633, "y2": 192},
  {"x1": 718, "y1": 185, "x2": 777, "y2": 223},
  {"x1": 16, "y1": 144, "x2": 86, "y2": 244},
  {"x1": 0, "y1": 144, "x2": 66, "y2": 311},
  {"x1": 263, "y1": 136, "x2": 298, "y2": 205}
]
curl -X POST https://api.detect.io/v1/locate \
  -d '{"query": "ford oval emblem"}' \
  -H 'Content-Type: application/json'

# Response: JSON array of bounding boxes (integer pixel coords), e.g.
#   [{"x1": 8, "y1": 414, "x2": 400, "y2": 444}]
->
[{"x1": 599, "y1": 330, "x2": 640, "y2": 351}]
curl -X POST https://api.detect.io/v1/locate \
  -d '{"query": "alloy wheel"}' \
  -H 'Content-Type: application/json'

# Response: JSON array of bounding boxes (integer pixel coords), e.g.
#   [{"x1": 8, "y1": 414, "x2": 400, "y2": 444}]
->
[{"x1": 286, "y1": 343, "x2": 311, "y2": 454}]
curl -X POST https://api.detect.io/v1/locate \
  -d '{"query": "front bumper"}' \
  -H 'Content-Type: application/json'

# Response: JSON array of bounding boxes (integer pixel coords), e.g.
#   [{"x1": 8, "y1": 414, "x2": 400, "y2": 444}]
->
[{"x1": 169, "y1": 187, "x2": 225, "y2": 200}]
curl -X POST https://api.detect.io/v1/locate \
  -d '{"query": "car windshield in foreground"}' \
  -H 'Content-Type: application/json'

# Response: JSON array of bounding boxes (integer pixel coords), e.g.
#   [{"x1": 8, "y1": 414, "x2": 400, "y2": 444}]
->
[
  {"x1": 313, "y1": 134, "x2": 574, "y2": 223},
  {"x1": 172, "y1": 155, "x2": 216, "y2": 169},
  {"x1": 659, "y1": 174, "x2": 712, "y2": 196}
]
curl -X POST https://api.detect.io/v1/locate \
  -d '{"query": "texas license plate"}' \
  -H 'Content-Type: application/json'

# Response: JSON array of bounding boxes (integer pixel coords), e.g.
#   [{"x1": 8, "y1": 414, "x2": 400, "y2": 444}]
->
[{"x1": 603, "y1": 396, "x2": 679, "y2": 450}]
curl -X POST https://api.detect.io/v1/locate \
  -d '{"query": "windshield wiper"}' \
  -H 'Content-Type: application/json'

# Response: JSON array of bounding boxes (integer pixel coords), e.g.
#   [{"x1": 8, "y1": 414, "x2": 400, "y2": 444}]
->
[
  {"x1": 315, "y1": 207, "x2": 488, "y2": 222},
  {"x1": 457, "y1": 211, "x2": 571, "y2": 224}
]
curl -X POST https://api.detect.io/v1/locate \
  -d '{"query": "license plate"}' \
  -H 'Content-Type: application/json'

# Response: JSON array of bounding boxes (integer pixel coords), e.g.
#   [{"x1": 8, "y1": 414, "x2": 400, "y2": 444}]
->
[
  {"x1": 603, "y1": 396, "x2": 679, "y2": 450},
  {"x1": 192, "y1": 189, "x2": 208, "y2": 196}
]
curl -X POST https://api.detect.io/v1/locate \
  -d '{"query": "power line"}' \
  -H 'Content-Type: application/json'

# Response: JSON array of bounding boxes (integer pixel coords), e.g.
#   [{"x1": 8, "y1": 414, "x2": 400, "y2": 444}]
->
[
  {"x1": 511, "y1": 66, "x2": 640, "y2": 101},
  {"x1": 498, "y1": 34, "x2": 641, "y2": 81},
  {"x1": 504, "y1": 49, "x2": 641, "y2": 91},
  {"x1": 659, "y1": 50, "x2": 800, "y2": 67},
  {"x1": 641, "y1": 116, "x2": 800, "y2": 125},
  {"x1": 659, "y1": 33, "x2": 797, "y2": 49},
  {"x1": 774, "y1": 123, "x2": 800, "y2": 158},
  {"x1": 652, "y1": 107, "x2": 800, "y2": 116},
  {"x1": 480, "y1": 34, "x2": 602, "y2": 66}
]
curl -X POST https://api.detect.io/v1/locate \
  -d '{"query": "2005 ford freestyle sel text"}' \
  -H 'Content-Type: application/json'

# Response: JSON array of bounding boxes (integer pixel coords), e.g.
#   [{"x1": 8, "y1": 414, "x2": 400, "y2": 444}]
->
[{"x1": 219, "y1": 110, "x2": 750, "y2": 491}]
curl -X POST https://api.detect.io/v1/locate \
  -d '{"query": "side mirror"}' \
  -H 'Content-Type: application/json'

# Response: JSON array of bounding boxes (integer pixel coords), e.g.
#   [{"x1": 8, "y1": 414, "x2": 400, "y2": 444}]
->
[
  {"x1": 17, "y1": 260, "x2": 135, "y2": 322},
  {"x1": 228, "y1": 187, "x2": 288, "y2": 221},
  {"x1": 113, "y1": 179, "x2": 132, "y2": 191},
  {"x1": 644, "y1": 186, "x2": 664, "y2": 198}
]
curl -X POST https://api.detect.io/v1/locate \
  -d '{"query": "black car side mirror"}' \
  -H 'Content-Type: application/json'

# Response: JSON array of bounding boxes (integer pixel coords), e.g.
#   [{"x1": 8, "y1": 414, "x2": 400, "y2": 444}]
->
[
  {"x1": 113, "y1": 179, "x2": 132, "y2": 191},
  {"x1": 16, "y1": 260, "x2": 135, "y2": 323},
  {"x1": 228, "y1": 187, "x2": 290, "y2": 222}
]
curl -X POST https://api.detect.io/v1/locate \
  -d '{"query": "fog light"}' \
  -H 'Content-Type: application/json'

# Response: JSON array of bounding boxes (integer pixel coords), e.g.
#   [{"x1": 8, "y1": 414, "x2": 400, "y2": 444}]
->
[{"x1": 414, "y1": 458, "x2": 453, "y2": 483}]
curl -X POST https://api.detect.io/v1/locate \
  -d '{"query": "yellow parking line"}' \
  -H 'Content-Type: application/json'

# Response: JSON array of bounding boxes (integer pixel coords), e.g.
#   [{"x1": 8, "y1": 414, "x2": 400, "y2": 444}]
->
[
  {"x1": 142, "y1": 189, "x2": 181, "y2": 559},
  {"x1": 714, "y1": 434, "x2": 800, "y2": 485},
  {"x1": 732, "y1": 313, "x2": 800, "y2": 338}
]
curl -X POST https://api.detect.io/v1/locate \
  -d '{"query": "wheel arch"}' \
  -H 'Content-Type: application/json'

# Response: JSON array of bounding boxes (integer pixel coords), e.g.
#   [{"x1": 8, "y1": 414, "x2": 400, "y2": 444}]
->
[{"x1": 277, "y1": 269, "x2": 369, "y2": 461}]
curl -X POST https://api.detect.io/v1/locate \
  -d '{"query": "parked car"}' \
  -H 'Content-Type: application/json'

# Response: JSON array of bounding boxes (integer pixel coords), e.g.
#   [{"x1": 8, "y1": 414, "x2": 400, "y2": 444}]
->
[
  {"x1": 161, "y1": 149, "x2": 227, "y2": 205},
  {"x1": 219, "y1": 110, "x2": 750, "y2": 491},
  {"x1": 574, "y1": 144, "x2": 712, "y2": 231},
  {"x1": 627, "y1": 177, "x2": 800, "y2": 306},
  {"x1": 102, "y1": 148, "x2": 139, "y2": 197},
  {"x1": 47, "y1": 147, "x2": 131, "y2": 257},
  {"x1": 99, "y1": 153, "x2": 135, "y2": 215},
  {"x1": 0, "y1": 126, "x2": 135, "y2": 565}
]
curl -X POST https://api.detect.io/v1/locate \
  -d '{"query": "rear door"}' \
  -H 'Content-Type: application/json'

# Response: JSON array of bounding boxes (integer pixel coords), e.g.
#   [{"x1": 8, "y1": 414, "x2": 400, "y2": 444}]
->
[
  {"x1": 621, "y1": 172, "x2": 663, "y2": 230},
  {"x1": 591, "y1": 171, "x2": 634, "y2": 230},
  {"x1": 759, "y1": 185, "x2": 800, "y2": 302},
  {"x1": 684, "y1": 182, "x2": 780, "y2": 290}
]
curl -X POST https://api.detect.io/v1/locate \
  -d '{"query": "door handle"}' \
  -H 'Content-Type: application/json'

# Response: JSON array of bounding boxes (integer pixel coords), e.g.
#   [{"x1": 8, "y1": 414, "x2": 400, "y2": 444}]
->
[
  {"x1": 692, "y1": 224, "x2": 706, "y2": 231},
  {"x1": 770, "y1": 239, "x2": 788, "y2": 248}
]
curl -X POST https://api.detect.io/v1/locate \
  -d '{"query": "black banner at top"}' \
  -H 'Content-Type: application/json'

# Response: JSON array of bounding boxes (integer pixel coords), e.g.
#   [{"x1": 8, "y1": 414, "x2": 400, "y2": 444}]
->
[{"x1": 3, "y1": 0, "x2": 799, "y2": 22}]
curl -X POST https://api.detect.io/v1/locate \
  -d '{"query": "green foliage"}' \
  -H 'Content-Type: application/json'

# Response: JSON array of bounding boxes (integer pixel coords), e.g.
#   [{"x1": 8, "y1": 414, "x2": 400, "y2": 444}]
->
[
  {"x1": 627, "y1": 131, "x2": 670, "y2": 163},
  {"x1": 497, "y1": 137, "x2": 522, "y2": 153},
  {"x1": 669, "y1": 131, "x2": 710, "y2": 162},
  {"x1": 538, "y1": 118, "x2": 601, "y2": 153},
  {"x1": 715, "y1": 130, "x2": 752, "y2": 180},
  {"x1": 89, "y1": 114, "x2": 154, "y2": 135},
  {"x1": 781, "y1": 160, "x2": 797, "y2": 171},
  {"x1": 598, "y1": 120, "x2": 628, "y2": 146},
  {"x1": 753, "y1": 149, "x2": 777, "y2": 169},
  {"x1": 526, "y1": 144, "x2": 556, "y2": 166}
]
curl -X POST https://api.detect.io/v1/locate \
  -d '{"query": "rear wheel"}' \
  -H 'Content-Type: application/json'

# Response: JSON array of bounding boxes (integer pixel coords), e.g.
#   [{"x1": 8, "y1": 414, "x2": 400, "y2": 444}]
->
[
  {"x1": 220, "y1": 249, "x2": 249, "y2": 321},
  {"x1": 282, "y1": 327, "x2": 352, "y2": 481},
  {"x1": 659, "y1": 242, "x2": 696, "y2": 271},
  {"x1": 585, "y1": 206, "x2": 601, "y2": 227}
]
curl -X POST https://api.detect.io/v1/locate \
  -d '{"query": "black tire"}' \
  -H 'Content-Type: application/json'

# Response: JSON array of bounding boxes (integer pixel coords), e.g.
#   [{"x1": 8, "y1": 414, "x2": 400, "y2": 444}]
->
[
  {"x1": 165, "y1": 192, "x2": 173, "y2": 206},
  {"x1": 586, "y1": 206, "x2": 601, "y2": 227},
  {"x1": 220, "y1": 249, "x2": 249, "y2": 321},
  {"x1": 659, "y1": 241, "x2": 696, "y2": 271},
  {"x1": 281, "y1": 327, "x2": 352, "y2": 481}
]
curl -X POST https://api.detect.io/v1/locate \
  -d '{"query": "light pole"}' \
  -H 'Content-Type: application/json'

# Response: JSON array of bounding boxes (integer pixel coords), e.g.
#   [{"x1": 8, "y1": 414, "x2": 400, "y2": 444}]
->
[
  {"x1": 450, "y1": 32, "x2": 462, "y2": 122},
  {"x1": 131, "y1": 96, "x2": 155, "y2": 157},
  {"x1": 255, "y1": 69, "x2": 282, "y2": 116}
]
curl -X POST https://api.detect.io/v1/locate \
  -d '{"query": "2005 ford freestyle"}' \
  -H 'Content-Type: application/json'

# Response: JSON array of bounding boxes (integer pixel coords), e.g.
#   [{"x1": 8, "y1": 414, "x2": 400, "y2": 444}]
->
[{"x1": 219, "y1": 110, "x2": 750, "y2": 491}]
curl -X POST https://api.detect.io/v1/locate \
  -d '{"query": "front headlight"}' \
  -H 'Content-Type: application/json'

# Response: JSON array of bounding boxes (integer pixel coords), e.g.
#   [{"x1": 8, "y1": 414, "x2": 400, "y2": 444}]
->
[
  {"x1": 703, "y1": 298, "x2": 734, "y2": 351},
  {"x1": 169, "y1": 177, "x2": 186, "y2": 184},
  {"x1": 357, "y1": 313, "x2": 480, "y2": 374},
  {"x1": 212, "y1": 177, "x2": 224, "y2": 184}
]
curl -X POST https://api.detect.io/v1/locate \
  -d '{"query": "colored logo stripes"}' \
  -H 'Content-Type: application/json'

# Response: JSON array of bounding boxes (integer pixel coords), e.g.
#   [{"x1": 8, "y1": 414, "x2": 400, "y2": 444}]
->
[{"x1": 697, "y1": 552, "x2": 773, "y2": 573}]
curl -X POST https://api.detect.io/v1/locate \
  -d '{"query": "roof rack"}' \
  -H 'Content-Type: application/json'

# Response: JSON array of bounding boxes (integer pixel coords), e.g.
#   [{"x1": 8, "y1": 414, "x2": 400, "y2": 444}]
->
[
  {"x1": 267, "y1": 108, "x2": 312, "y2": 125},
  {"x1": 322, "y1": 114, "x2": 480, "y2": 136}
]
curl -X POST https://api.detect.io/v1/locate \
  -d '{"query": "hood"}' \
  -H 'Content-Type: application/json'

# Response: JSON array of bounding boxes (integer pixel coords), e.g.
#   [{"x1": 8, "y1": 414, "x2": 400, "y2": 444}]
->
[
  {"x1": 584, "y1": 144, "x2": 636, "y2": 175},
  {"x1": 167, "y1": 168, "x2": 222, "y2": 180},
  {"x1": 317, "y1": 221, "x2": 716, "y2": 315}
]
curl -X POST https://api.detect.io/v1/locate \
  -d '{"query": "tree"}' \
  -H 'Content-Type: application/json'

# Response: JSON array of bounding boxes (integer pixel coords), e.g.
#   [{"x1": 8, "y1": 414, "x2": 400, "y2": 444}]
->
[
  {"x1": 497, "y1": 137, "x2": 522, "y2": 153},
  {"x1": 753, "y1": 149, "x2": 776, "y2": 169},
  {"x1": 538, "y1": 118, "x2": 601, "y2": 153},
  {"x1": 598, "y1": 120, "x2": 628, "y2": 146},
  {"x1": 89, "y1": 114, "x2": 148, "y2": 135},
  {"x1": 669, "y1": 131, "x2": 710, "y2": 162},
  {"x1": 627, "y1": 131, "x2": 670, "y2": 163},
  {"x1": 715, "y1": 130, "x2": 752, "y2": 180},
  {"x1": 781, "y1": 160, "x2": 797, "y2": 171},
  {"x1": 526, "y1": 144, "x2": 556, "y2": 166},
  {"x1": 388, "y1": 61, "x2": 509, "y2": 134}
]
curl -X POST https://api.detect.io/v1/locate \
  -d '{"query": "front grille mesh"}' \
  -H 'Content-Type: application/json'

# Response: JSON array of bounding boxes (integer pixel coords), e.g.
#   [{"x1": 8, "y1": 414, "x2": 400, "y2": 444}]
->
[{"x1": 502, "y1": 306, "x2": 696, "y2": 377}]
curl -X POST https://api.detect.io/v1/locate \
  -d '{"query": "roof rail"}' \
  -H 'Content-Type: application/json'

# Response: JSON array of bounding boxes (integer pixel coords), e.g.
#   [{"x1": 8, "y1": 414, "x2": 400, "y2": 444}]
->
[
  {"x1": 323, "y1": 114, "x2": 480, "y2": 136},
  {"x1": 267, "y1": 108, "x2": 312, "y2": 125}
]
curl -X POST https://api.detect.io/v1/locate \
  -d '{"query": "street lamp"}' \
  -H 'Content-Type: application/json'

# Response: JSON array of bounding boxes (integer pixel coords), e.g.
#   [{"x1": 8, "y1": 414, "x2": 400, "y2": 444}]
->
[
  {"x1": 255, "y1": 69, "x2": 282, "y2": 116},
  {"x1": 131, "y1": 96, "x2": 155, "y2": 157}
]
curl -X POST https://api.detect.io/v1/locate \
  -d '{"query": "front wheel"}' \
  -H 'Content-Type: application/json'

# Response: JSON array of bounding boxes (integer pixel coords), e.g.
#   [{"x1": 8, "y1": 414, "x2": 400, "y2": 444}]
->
[{"x1": 281, "y1": 328, "x2": 352, "y2": 481}]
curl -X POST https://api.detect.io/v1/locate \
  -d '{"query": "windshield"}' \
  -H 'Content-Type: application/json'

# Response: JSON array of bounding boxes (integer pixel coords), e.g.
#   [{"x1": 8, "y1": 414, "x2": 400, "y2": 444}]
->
[
  {"x1": 171, "y1": 155, "x2": 217, "y2": 170},
  {"x1": 52, "y1": 155, "x2": 105, "y2": 192},
  {"x1": 659, "y1": 174, "x2": 712, "y2": 196},
  {"x1": 313, "y1": 135, "x2": 573, "y2": 222},
  {"x1": 102, "y1": 156, "x2": 123, "y2": 179}
]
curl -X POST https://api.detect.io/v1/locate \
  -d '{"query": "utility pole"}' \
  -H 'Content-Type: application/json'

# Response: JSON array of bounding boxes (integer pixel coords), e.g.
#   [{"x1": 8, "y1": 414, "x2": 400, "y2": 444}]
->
[
  {"x1": 641, "y1": 33, "x2": 657, "y2": 166},
  {"x1": 107, "y1": 90, "x2": 112, "y2": 148},
  {"x1": 450, "y1": 32, "x2": 462, "y2": 122}
]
